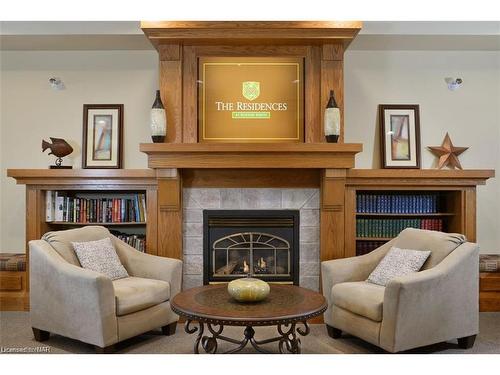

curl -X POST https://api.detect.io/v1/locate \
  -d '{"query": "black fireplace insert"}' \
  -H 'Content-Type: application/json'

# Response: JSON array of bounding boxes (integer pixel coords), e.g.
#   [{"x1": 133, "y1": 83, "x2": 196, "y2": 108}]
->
[{"x1": 203, "y1": 210, "x2": 299, "y2": 285}]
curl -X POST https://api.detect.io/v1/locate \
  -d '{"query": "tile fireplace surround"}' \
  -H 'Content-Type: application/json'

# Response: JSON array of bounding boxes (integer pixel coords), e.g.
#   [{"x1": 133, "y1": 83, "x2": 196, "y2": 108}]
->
[{"x1": 182, "y1": 188, "x2": 320, "y2": 291}]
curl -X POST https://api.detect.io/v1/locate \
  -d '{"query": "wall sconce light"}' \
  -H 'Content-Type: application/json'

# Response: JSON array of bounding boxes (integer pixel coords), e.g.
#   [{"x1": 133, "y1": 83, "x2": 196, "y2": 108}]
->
[
  {"x1": 48, "y1": 77, "x2": 65, "y2": 90},
  {"x1": 445, "y1": 77, "x2": 463, "y2": 91}
]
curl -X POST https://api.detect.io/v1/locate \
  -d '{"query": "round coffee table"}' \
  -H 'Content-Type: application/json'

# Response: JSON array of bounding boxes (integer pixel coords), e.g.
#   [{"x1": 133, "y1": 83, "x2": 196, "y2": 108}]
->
[{"x1": 171, "y1": 284, "x2": 327, "y2": 354}]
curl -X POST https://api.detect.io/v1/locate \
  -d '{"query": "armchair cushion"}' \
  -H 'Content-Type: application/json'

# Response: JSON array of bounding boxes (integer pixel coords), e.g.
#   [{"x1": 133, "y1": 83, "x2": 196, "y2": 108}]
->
[
  {"x1": 72, "y1": 238, "x2": 129, "y2": 280},
  {"x1": 332, "y1": 282, "x2": 385, "y2": 322},
  {"x1": 113, "y1": 277, "x2": 170, "y2": 316},
  {"x1": 367, "y1": 247, "x2": 430, "y2": 286},
  {"x1": 394, "y1": 228, "x2": 466, "y2": 269}
]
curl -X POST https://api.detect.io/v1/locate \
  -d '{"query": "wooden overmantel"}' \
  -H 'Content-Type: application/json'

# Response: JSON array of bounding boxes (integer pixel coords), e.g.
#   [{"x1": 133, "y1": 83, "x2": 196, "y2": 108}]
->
[
  {"x1": 140, "y1": 21, "x2": 363, "y2": 144},
  {"x1": 140, "y1": 143, "x2": 363, "y2": 169}
]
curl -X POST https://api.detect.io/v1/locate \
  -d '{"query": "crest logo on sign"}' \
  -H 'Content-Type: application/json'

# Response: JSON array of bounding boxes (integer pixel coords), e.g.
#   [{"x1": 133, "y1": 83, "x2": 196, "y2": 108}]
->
[{"x1": 242, "y1": 81, "x2": 260, "y2": 101}]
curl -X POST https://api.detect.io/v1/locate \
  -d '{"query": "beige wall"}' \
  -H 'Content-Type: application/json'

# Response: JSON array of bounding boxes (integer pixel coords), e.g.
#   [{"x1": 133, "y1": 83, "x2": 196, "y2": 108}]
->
[
  {"x1": 1, "y1": 49, "x2": 499, "y2": 253},
  {"x1": 1, "y1": 50, "x2": 158, "y2": 251},
  {"x1": 344, "y1": 50, "x2": 500, "y2": 253}
]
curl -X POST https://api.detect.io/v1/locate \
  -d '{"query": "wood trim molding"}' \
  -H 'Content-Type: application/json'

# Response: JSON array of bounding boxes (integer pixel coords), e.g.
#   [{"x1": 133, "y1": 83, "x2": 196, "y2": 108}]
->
[
  {"x1": 7, "y1": 169, "x2": 158, "y2": 186},
  {"x1": 141, "y1": 21, "x2": 362, "y2": 47},
  {"x1": 182, "y1": 169, "x2": 320, "y2": 188},
  {"x1": 158, "y1": 178, "x2": 181, "y2": 212},
  {"x1": 157, "y1": 170, "x2": 182, "y2": 259},
  {"x1": 346, "y1": 169, "x2": 495, "y2": 186},
  {"x1": 321, "y1": 169, "x2": 347, "y2": 260}
]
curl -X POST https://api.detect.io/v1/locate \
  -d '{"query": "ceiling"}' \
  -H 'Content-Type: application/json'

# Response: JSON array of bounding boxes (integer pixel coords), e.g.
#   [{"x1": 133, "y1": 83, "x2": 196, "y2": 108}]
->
[{"x1": 0, "y1": 21, "x2": 499, "y2": 51}]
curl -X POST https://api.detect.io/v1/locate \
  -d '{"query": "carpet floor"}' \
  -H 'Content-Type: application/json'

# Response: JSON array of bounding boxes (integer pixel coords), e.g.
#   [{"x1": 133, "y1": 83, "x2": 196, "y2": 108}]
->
[{"x1": 1, "y1": 312, "x2": 499, "y2": 354}]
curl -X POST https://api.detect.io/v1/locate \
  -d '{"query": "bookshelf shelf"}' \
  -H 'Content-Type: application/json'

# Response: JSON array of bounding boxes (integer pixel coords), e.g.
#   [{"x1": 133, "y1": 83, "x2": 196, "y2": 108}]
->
[
  {"x1": 45, "y1": 190, "x2": 149, "y2": 253},
  {"x1": 48, "y1": 222, "x2": 147, "y2": 226},
  {"x1": 356, "y1": 213, "x2": 454, "y2": 217},
  {"x1": 348, "y1": 189, "x2": 463, "y2": 257}
]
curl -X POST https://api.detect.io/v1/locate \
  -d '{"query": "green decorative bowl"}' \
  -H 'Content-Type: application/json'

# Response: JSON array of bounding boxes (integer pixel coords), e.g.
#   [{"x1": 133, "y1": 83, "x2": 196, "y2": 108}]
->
[{"x1": 227, "y1": 277, "x2": 270, "y2": 302}]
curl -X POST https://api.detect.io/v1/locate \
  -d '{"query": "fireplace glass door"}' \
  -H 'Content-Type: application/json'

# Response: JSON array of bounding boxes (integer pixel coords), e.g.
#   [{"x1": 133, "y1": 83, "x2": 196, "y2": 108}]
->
[
  {"x1": 204, "y1": 210, "x2": 299, "y2": 284},
  {"x1": 213, "y1": 232, "x2": 290, "y2": 277}
]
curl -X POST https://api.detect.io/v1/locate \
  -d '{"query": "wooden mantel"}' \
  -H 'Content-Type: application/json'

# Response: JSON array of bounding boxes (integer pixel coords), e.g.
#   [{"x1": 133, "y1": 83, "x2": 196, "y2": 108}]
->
[{"x1": 140, "y1": 143, "x2": 363, "y2": 169}]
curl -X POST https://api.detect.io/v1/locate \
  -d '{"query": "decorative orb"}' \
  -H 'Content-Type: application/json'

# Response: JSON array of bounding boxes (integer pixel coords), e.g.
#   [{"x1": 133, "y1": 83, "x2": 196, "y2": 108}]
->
[{"x1": 227, "y1": 277, "x2": 270, "y2": 302}]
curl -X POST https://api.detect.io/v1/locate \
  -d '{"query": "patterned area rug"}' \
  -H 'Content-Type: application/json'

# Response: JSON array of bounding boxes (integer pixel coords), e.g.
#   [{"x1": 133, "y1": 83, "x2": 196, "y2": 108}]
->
[{"x1": 1, "y1": 312, "x2": 499, "y2": 354}]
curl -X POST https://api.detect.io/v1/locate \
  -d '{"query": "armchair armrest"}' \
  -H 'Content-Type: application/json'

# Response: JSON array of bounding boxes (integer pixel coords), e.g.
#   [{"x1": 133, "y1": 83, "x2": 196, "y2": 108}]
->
[
  {"x1": 113, "y1": 238, "x2": 183, "y2": 299},
  {"x1": 29, "y1": 240, "x2": 117, "y2": 348},
  {"x1": 321, "y1": 239, "x2": 394, "y2": 325},
  {"x1": 380, "y1": 242, "x2": 479, "y2": 352}
]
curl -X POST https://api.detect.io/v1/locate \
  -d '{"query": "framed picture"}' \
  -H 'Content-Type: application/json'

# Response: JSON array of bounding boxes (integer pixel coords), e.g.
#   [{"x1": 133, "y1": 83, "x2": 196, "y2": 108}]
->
[
  {"x1": 198, "y1": 56, "x2": 304, "y2": 142},
  {"x1": 82, "y1": 104, "x2": 123, "y2": 169},
  {"x1": 379, "y1": 104, "x2": 421, "y2": 169}
]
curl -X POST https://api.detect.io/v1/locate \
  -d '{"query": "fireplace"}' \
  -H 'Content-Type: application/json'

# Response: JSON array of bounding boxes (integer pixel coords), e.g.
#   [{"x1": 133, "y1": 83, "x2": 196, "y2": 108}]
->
[{"x1": 203, "y1": 210, "x2": 299, "y2": 285}]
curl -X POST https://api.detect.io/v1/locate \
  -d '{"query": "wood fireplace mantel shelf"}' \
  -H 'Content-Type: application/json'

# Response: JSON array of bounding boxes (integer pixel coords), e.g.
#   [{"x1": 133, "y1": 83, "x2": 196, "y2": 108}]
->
[{"x1": 140, "y1": 143, "x2": 363, "y2": 169}]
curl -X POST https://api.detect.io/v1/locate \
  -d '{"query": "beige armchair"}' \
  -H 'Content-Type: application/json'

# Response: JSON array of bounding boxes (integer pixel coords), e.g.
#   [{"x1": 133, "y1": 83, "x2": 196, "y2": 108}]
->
[
  {"x1": 321, "y1": 228, "x2": 479, "y2": 353},
  {"x1": 29, "y1": 226, "x2": 182, "y2": 353}
]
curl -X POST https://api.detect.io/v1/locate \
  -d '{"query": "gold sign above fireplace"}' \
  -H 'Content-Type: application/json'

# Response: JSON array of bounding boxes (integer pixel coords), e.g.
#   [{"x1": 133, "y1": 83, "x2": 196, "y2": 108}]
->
[{"x1": 198, "y1": 57, "x2": 304, "y2": 142}]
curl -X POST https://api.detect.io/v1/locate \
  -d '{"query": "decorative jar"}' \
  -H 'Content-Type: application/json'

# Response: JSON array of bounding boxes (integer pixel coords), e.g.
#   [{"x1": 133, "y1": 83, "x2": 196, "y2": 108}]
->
[{"x1": 227, "y1": 276, "x2": 270, "y2": 302}]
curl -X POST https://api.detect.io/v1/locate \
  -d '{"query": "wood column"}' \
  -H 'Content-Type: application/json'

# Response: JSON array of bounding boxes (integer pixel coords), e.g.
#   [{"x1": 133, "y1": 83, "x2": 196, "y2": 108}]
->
[
  {"x1": 145, "y1": 188, "x2": 158, "y2": 255},
  {"x1": 320, "y1": 169, "x2": 347, "y2": 261},
  {"x1": 156, "y1": 169, "x2": 183, "y2": 259},
  {"x1": 464, "y1": 187, "x2": 477, "y2": 242},
  {"x1": 320, "y1": 43, "x2": 344, "y2": 142},
  {"x1": 159, "y1": 44, "x2": 182, "y2": 143}
]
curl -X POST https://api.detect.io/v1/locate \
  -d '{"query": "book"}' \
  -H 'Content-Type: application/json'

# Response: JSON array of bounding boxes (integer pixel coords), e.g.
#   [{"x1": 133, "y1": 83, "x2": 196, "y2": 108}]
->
[
  {"x1": 55, "y1": 192, "x2": 65, "y2": 222},
  {"x1": 110, "y1": 230, "x2": 146, "y2": 252},
  {"x1": 45, "y1": 191, "x2": 54, "y2": 222}
]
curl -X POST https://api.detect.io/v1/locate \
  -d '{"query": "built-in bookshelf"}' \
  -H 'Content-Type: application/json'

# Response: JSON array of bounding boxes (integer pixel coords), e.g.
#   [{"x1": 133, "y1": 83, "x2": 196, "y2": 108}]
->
[
  {"x1": 45, "y1": 190, "x2": 148, "y2": 252},
  {"x1": 352, "y1": 190, "x2": 461, "y2": 256}
]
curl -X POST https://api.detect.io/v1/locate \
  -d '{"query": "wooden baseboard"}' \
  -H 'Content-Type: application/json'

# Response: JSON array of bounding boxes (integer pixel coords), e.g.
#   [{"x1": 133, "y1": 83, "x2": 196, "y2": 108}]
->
[{"x1": 0, "y1": 294, "x2": 29, "y2": 311}]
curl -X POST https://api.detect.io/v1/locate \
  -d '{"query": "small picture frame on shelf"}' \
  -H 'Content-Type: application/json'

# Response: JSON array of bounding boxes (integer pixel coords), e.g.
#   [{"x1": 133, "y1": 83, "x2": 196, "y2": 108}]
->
[
  {"x1": 82, "y1": 104, "x2": 123, "y2": 169},
  {"x1": 379, "y1": 104, "x2": 421, "y2": 169}
]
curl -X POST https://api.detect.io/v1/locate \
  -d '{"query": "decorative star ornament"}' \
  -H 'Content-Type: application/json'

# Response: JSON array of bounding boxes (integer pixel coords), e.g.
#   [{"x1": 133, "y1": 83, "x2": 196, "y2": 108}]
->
[{"x1": 428, "y1": 133, "x2": 469, "y2": 170}]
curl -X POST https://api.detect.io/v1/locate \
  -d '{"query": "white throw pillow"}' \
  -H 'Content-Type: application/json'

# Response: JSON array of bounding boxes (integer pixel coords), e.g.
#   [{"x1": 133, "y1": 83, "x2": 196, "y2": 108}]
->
[
  {"x1": 72, "y1": 237, "x2": 129, "y2": 280},
  {"x1": 367, "y1": 246, "x2": 431, "y2": 286}
]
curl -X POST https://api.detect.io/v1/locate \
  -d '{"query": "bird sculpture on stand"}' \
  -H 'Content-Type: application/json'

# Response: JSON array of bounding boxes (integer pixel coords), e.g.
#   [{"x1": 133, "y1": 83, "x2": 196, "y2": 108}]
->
[
  {"x1": 42, "y1": 137, "x2": 74, "y2": 169},
  {"x1": 427, "y1": 133, "x2": 468, "y2": 170}
]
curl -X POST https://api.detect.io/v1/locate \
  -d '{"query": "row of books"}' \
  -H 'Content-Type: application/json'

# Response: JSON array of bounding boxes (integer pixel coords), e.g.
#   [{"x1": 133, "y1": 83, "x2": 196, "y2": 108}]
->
[
  {"x1": 356, "y1": 218, "x2": 444, "y2": 238},
  {"x1": 356, "y1": 241, "x2": 387, "y2": 256},
  {"x1": 111, "y1": 230, "x2": 146, "y2": 252},
  {"x1": 356, "y1": 193, "x2": 440, "y2": 214},
  {"x1": 46, "y1": 191, "x2": 147, "y2": 223}
]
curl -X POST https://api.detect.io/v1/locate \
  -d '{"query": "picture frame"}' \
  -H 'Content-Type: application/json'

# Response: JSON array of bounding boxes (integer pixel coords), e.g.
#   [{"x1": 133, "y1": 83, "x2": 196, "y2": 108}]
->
[
  {"x1": 379, "y1": 104, "x2": 421, "y2": 169},
  {"x1": 82, "y1": 104, "x2": 123, "y2": 169},
  {"x1": 198, "y1": 56, "x2": 304, "y2": 142}
]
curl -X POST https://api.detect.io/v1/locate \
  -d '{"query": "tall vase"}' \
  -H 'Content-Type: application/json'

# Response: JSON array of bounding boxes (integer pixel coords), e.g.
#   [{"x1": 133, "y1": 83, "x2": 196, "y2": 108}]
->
[
  {"x1": 150, "y1": 90, "x2": 166, "y2": 143},
  {"x1": 324, "y1": 90, "x2": 340, "y2": 143}
]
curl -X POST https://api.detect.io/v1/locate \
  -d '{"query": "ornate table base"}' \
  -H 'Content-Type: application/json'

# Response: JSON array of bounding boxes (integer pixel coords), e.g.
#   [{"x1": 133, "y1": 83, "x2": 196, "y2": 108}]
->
[{"x1": 185, "y1": 320, "x2": 310, "y2": 354}]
